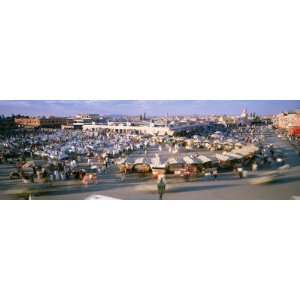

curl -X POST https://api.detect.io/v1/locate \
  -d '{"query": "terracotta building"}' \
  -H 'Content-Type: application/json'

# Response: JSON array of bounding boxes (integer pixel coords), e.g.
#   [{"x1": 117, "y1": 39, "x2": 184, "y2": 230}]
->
[
  {"x1": 275, "y1": 111, "x2": 300, "y2": 137},
  {"x1": 15, "y1": 117, "x2": 66, "y2": 128}
]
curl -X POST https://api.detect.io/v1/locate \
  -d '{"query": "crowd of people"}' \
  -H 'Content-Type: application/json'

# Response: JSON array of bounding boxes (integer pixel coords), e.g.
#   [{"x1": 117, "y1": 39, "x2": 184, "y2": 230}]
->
[
  {"x1": 0, "y1": 123, "x2": 289, "y2": 199},
  {"x1": 0, "y1": 128, "x2": 150, "y2": 186}
]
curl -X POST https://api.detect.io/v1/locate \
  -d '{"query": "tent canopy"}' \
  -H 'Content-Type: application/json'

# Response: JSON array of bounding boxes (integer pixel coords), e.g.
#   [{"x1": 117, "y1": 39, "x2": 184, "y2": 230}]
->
[
  {"x1": 197, "y1": 155, "x2": 211, "y2": 163},
  {"x1": 134, "y1": 157, "x2": 150, "y2": 165},
  {"x1": 183, "y1": 156, "x2": 198, "y2": 164},
  {"x1": 232, "y1": 144, "x2": 258, "y2": 156},
  {"x1": 116, "y1": 158, "x2": 127, "y2": 165},
  {"x1": 216, "y1": 154, "x2": 230, "y2": 161},
  {"x1": 150, "y1": 155, "x2": 166, "y2": 168},
  {"x1": 167, "y1": 157, "x2": 185, "y2": 165},
  {"x1": 223, "y1": 152, "x2": 243, "y2": 159}
]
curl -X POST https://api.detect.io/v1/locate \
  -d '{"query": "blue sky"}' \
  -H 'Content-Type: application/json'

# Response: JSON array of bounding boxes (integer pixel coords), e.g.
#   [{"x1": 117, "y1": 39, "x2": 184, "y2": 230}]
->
[{"x1": 0, "y1": 100, "x2": 299, "y2": 116}]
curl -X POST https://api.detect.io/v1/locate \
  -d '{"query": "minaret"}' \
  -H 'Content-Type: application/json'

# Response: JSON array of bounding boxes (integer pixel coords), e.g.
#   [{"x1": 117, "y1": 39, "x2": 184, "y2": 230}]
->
[{"x1": 241, "y1": 108, "x2": 248, "y2": 119}]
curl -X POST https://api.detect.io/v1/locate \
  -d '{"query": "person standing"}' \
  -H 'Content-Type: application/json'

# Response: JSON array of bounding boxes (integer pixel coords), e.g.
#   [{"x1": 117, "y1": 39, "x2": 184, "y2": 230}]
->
[{"x1": 54, "y1": 169, "x2": 60, "y2": 181}]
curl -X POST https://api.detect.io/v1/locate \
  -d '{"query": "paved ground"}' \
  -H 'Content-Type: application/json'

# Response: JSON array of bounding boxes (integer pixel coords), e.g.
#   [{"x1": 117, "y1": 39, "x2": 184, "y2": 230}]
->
[{"x1": 1, "y1": 128, "x2": 300, "y2": 200}]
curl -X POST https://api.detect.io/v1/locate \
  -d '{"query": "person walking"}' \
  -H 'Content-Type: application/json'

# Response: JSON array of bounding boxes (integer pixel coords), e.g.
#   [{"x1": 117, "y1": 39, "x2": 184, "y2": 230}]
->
[
  {"x1": 121, "y1": 171, "x2": 125, "y2": 182},
  {"x1": 270, "y1": 147, "x2": 274, "y2": 158},
  {"x1": 157, "y1": 177, "x2": 166, "y2": 200},
  {"x1": 121, "y1": 167, "x2": 127, "y2": 182},
  {"x1": 82, "y1": 173, "x2": 89, "y2": 187},
  {"x1": 237, "y1": 167, "x2": 244, "y2": 178},
  {"x1": 252, "y1": 161, "x2": 258, "y2": 172},
  {"x1": 211, "y1": 168, "x2": 218, "y2": 180},
  {"x1": 54, "y1": 169, "x2": 60, "y2": 181}
]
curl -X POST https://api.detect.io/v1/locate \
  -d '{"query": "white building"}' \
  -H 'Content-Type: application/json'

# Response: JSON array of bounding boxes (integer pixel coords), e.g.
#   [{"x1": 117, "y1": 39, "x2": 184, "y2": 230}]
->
[{"x1": 82, "y1": 121, "x2": 208, "y2": 136}]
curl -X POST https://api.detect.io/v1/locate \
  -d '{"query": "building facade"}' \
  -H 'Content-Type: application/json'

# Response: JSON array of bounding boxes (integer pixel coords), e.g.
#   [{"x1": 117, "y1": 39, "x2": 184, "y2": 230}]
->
[
  {"x1": 15, "y1": 117, "x2": 66, "y2": 128},
  {"x1": 275, "y1": 111, "x2": 300, "y2": 137},
  {"x1": 82, "y1": 121, "x2": 209, "y2": 136}
]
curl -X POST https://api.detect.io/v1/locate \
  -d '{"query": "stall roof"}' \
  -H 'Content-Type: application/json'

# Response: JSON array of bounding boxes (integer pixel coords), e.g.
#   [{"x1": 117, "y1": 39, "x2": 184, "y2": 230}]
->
[
  {"x1": 167, "y1": 158, "x2": 178, "y2": 165},
  {"x1": 232, "y1": 144, "x2": 258, "y2": 156},
  {"x1": 183, "y1": 156, "x2": 198, "y2": 164},
  {"x1": 134, "y1": 157, "x2": 146, "y2": 164},
  {"x1": 225, "y1": 139, "x2": 234, "y2": 144},
  {"x1": 197, "y1": 155, "x2": 212, "y2": 163},
  {"x1": 167, "y1": 157, "x2": 184, "y2": 165},
  {"x1": 234, "y1": 142, "x2": 243, "y2": 147},
  {"x1": 126, "y1": 157, "x2": 136, "y2": 164},
  {"x1": 150, "y1": 156, "x2": 166, "y2": 168},
  {"x1": 225, "y1": 152, "x2": 243, "y2": 159},
  {"x1": 211, "y1": 134, "x2": 222, "y2": 139},
  {"x1": 116, "y1": 158, "x2": 127, "y2": 165},
  {"x1": 23, "y1": 160, "x2": 46, "y2": 168},
  {"x1": 216, "y1": 153, "x2": 230, "y2": 161},
  {"x1": 213, "y1": 140, "x2": 221, "y2": 144}
]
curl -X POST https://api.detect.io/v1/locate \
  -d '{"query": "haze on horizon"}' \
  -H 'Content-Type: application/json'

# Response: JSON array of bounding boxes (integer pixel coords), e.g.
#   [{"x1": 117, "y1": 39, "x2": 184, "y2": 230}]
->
[{"x1": 0, "y1": 100, "x2": 299, "y2": 117}]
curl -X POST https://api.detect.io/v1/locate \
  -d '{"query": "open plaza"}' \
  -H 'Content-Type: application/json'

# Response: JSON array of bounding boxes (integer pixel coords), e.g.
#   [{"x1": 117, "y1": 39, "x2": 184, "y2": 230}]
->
[{"x1": 1, "y1": 105, "x2": 300, "y2": 200}]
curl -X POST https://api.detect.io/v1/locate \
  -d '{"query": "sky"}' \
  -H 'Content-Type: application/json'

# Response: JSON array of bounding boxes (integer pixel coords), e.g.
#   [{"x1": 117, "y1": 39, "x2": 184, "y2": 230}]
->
[{"x1": 0, "y1": 100, "x2": 299, "y2": 117}]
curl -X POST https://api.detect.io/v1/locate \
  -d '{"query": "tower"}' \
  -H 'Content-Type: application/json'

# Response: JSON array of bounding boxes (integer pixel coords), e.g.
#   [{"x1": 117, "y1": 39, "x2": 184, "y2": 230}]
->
[{"x1": 241, "y1": 108, "x2": 248, "y2": 119}]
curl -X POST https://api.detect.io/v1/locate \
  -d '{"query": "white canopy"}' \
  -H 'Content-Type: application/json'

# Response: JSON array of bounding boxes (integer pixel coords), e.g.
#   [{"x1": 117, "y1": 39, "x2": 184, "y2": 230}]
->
[
  {"x1": 183, "y1": 156, "x2": 198, "y2": 164},
  {"x1": 134, "y1": 157, "x2": 149, "y2": 164},
  {"x1": 234, "y1": 142, "x2": 243, "y2": 148},
  {"x1": 224, "y1": 152, "x2": 243, "y2": 159},
  {"x1": 232, "y1": 144, "x2": 258, "y2": 156},
  {"x1": 225, "y1": 139, "x2": 234, "y2": 144},
  {"x1": 126, "y1": 157, "x2": 136, "y2": 164},
  {"x1": 167, "y1": 157, "x2": 184, "y2": 165},
  {"x1": 150, "y1": 155, "x2": 166, "y2": 168},
  {"x1": 197, "y1": 155, "x2": 211, "y2": 163},
  {"x1": 213, "y1": 139, "x2": 221, "y2": 144},
  {"x1": 116, "y1": 158, "x2": 127, "y2": 165},
  {"x1": 211, "y1": 134, "x2": 222, "y2": 139},
  {"x1": 167, "y1": 157, "x2": 178, "y2": 165},
  {"x1": 216, "y1": 153, "x2": 230, "y2": 161}
]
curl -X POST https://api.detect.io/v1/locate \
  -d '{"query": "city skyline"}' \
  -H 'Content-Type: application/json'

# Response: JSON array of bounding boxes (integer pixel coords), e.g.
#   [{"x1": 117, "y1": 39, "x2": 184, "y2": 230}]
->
[{"x1": 0, "y1": 100, "x2": 299, "y2": 117}]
